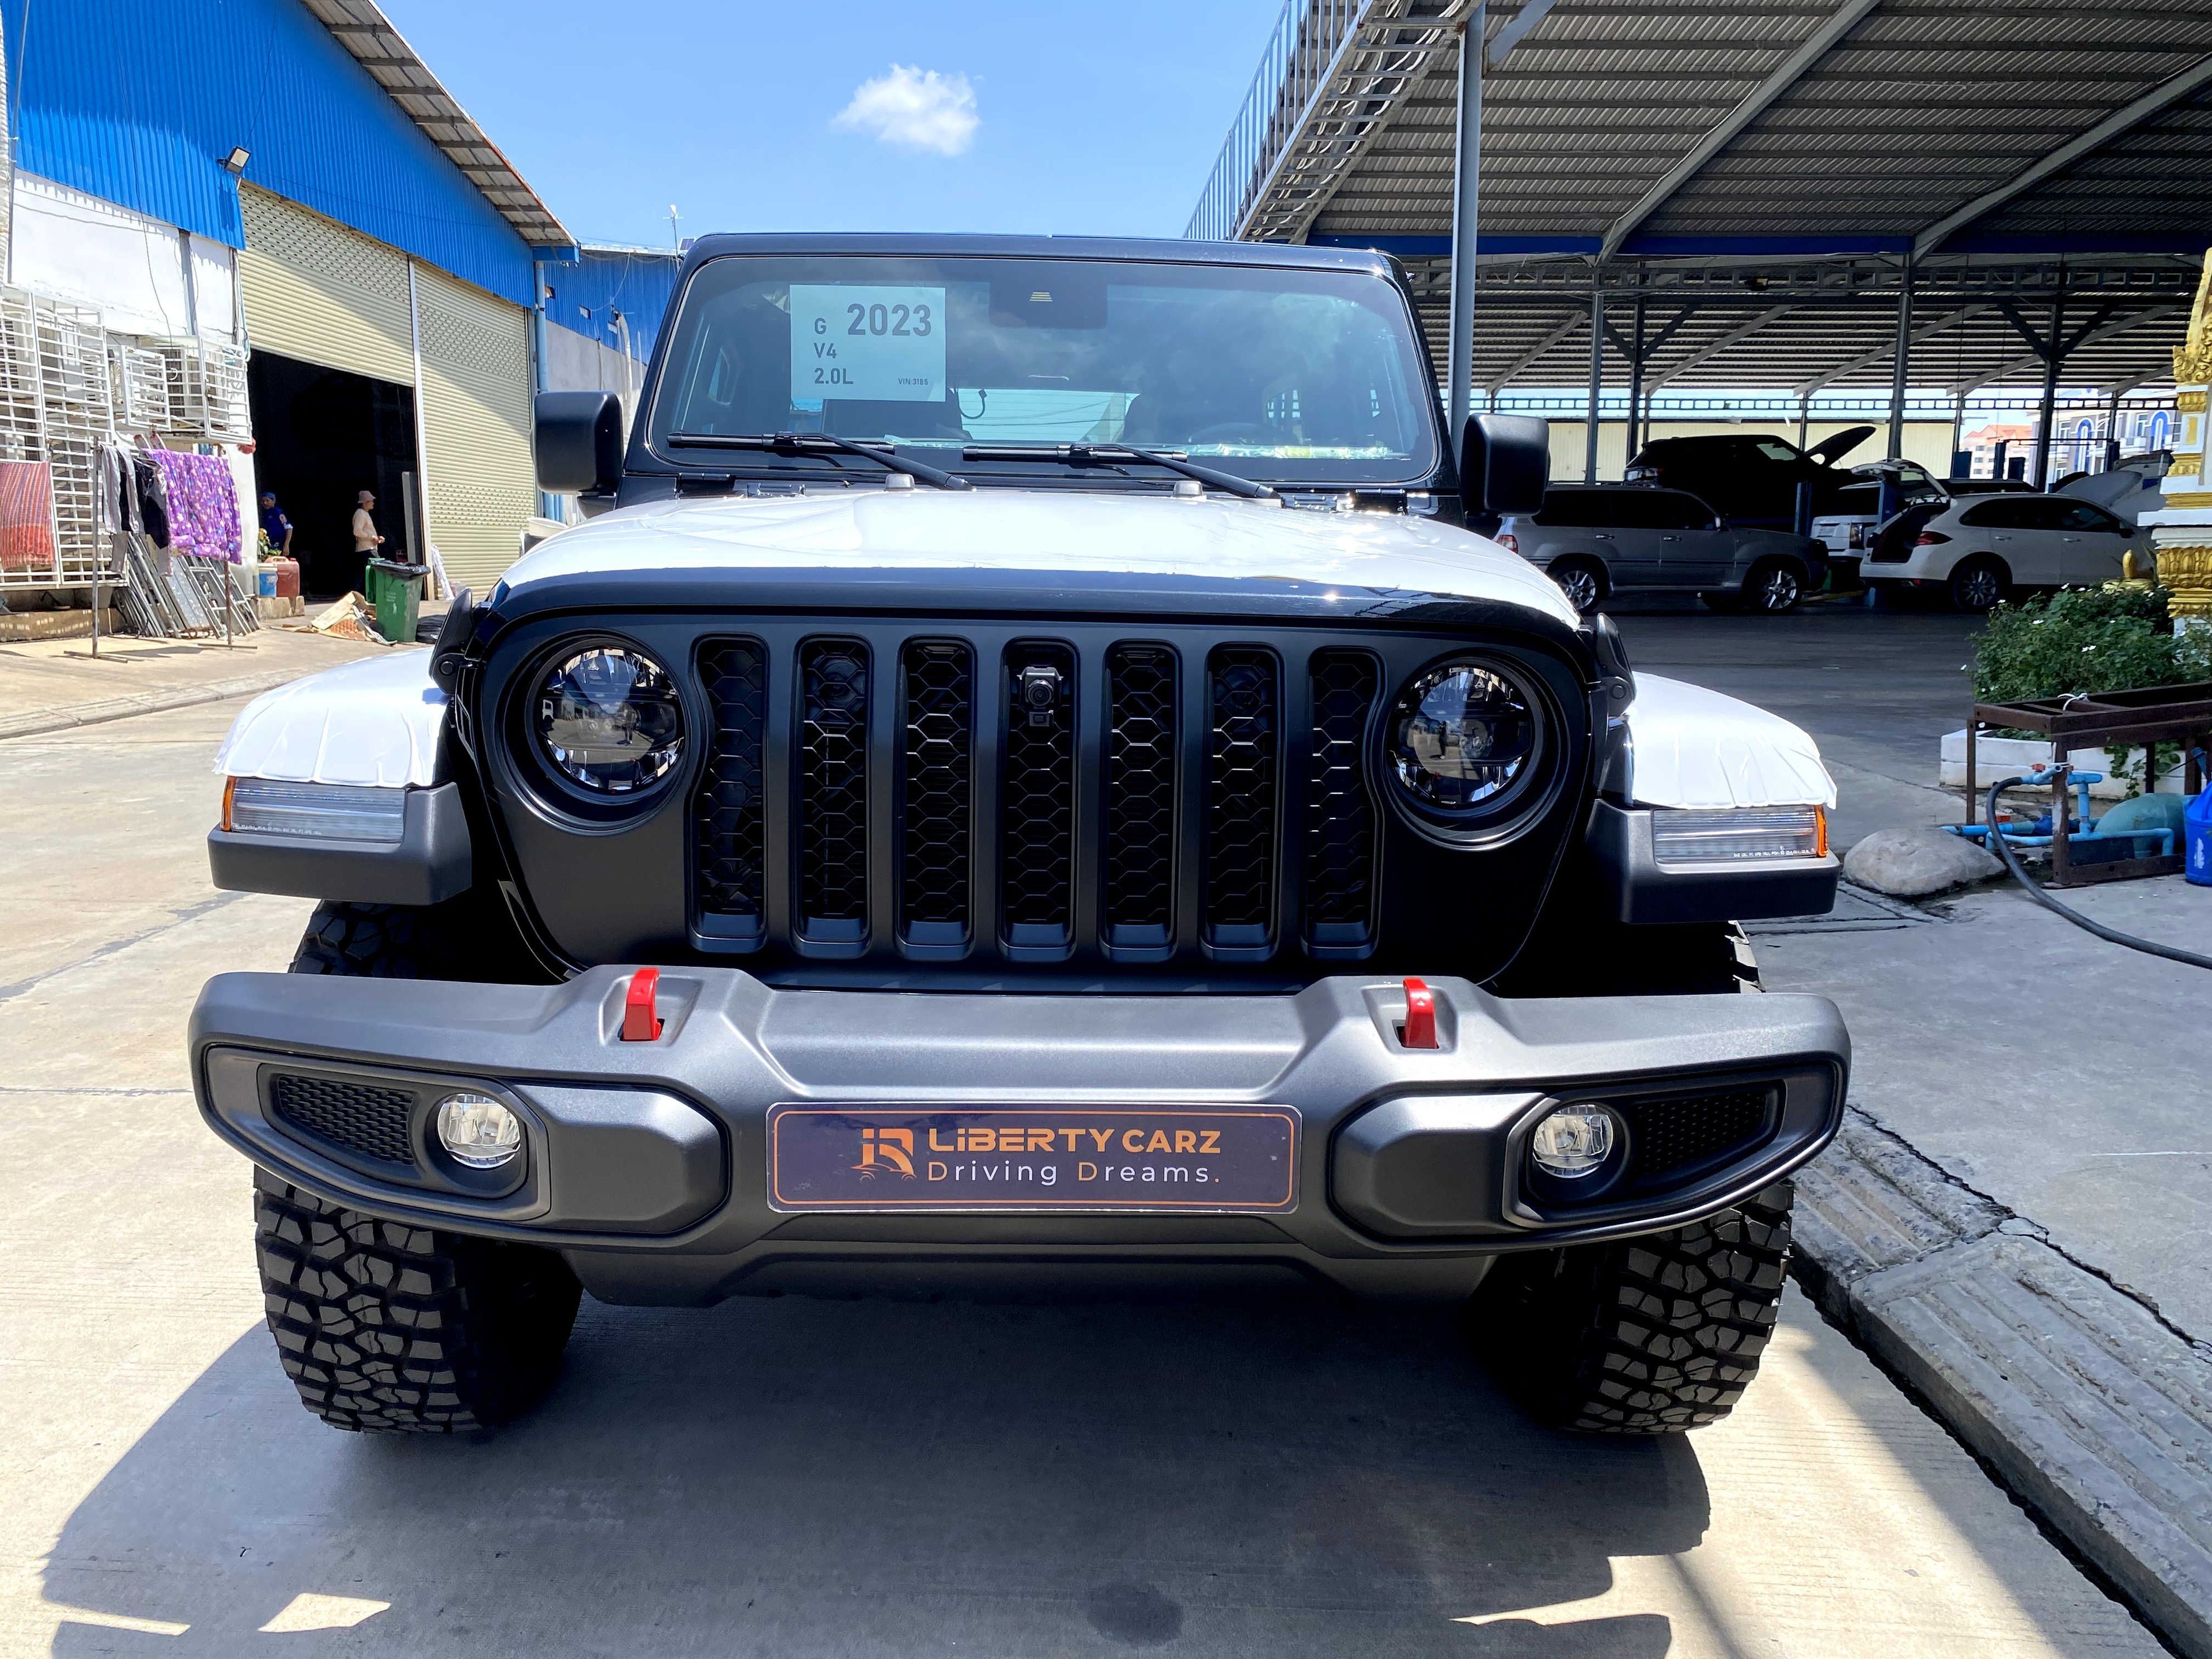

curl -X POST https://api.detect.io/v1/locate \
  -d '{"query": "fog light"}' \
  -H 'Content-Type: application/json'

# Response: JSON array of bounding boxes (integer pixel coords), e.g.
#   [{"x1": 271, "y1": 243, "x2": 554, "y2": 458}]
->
[
  {"x1": 1529, "y1": 1104, "x2": 1617, "y2": 1180},
  {"x1": 435, "y1": 1093, "x2": 521, "y2": 1168}
]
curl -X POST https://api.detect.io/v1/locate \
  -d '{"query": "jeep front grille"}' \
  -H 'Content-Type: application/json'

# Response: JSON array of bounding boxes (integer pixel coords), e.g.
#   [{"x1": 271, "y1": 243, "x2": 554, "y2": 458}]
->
[
  {"x1": 1103, "y1": 644, "x2": 1177, "y2": 949},
  {"x1": 902, "y1": 641, "x2": 974, "y2": 945},
  {"x1": 1306, "y1": 650, "x2": 1381, "y2": 944},
  {"x1": 1002, "y1": 641, "x2": 1077, "y2": 946},
  {"x1": 797, "y1": 638, "x2": 870, "y2": 941},
  {"x1": 688, "y1": 628, "x2": 1387, "y2": 965},
  {"x1": 1204, "y1": 646, "x2": 1279, "y2": 953},
  {"x1": 695, "y1": 638, "x2": 768, "y2": 939}
]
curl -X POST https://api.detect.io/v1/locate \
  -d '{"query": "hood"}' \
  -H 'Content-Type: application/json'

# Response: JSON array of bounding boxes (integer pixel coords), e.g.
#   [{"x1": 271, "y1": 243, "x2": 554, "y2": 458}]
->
[
  {"x1": 499, "y1": 488, "x2": 1579, "y2": 625},
  {"x1": 1805, "y1": 425, "x2": 1877, "y2": 466}
]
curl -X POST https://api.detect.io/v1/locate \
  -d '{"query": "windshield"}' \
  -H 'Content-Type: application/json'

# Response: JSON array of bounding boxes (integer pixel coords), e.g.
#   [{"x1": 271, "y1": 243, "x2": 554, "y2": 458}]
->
[{"x1": 645, "y1": 254, "x2": 1439, "y2": 486}]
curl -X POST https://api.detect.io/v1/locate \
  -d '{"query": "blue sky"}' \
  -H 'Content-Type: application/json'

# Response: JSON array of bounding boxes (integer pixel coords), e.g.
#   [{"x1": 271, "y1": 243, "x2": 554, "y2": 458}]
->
[{"x1": 377, "y1": 1, "x2": 1283, "y2": 249}]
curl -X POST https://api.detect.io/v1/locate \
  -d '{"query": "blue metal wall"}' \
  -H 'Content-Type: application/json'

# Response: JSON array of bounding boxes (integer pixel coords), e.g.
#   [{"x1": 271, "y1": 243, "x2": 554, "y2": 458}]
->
[
  {"x1": 540, "y1": 247, "x2": 680, "y2": 363},
  {"x1": 1, "y1": 0, "x2": 539, "y2": 304}
]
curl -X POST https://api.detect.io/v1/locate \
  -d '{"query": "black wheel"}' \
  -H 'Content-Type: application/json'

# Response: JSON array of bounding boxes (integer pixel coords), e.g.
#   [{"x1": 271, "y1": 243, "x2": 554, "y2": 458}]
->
[
  {"x1": 255, "y1": 1169, "x2": 580, "y2": 1431},
  {"x1": 1548, "y1": 559, "x2": 1607, "y2": 615},
  {"x1": 1745, "y1": 559, "x2": 1804, "y2": 613},
  {"x1": 1948, "y1": 555, "x2": 2008, "y2": 612},
  {"x1": 1471, "y1": 1183, "x2": 1795, "y2": 1433}
]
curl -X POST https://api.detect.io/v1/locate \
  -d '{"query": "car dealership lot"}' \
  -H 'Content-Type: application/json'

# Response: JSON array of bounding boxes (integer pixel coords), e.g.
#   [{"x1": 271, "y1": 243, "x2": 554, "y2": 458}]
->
[{"x1": 0, "y1": 676, "x2": 2168, "y2": 1657}]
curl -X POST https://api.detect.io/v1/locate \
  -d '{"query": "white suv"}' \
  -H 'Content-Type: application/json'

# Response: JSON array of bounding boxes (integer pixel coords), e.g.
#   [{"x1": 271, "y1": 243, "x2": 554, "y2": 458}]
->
[{"x1": 1862, "y1": 491, "x2": 2154, "y2": 611}]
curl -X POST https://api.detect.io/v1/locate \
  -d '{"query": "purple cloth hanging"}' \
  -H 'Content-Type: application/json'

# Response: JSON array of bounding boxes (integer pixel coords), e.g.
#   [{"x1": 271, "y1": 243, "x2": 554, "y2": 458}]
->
[{"x1": 148, "y1": 450, "x2": 242, "y2": 563}]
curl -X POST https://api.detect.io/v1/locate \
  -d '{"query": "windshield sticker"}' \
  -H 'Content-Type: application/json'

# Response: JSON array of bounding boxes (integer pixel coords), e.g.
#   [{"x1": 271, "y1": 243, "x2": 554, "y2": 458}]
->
[{"x1": 789, "y1": 285, "x2": 947, "y2": 404}]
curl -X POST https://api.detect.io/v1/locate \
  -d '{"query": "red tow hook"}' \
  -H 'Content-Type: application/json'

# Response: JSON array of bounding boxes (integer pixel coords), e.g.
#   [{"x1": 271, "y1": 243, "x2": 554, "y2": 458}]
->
[
  {"x1": 1400, "y1": 977, "x2": 1438, "y2": 1050},
  {"x1": 622, "y1": 967, "x2": 664, "y2": 1041}
]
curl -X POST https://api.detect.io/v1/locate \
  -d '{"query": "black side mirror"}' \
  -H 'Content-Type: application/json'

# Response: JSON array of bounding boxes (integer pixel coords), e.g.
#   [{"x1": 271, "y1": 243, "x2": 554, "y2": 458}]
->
[
  {"x1": 535, "y1": 391, "x2": 624, "y2": 495},
  {"x1": 1460, "y1": 414, "x2": 1550, "y2": 516}
]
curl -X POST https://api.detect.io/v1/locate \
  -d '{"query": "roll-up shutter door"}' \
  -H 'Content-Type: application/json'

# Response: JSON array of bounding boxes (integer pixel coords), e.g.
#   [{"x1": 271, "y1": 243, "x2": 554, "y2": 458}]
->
[
  {"x1": 413, "y1": 264, "x2": 536, "y2": 592},
  {"x1": 237, "y1": 186, "x2": 414, "y2": 385}
]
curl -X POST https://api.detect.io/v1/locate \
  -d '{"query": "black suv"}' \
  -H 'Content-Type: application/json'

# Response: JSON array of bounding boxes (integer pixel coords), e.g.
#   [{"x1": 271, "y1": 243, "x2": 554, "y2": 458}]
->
[{"x1": 1626, "y1": 426, "x2": 1877, "y2": 528}]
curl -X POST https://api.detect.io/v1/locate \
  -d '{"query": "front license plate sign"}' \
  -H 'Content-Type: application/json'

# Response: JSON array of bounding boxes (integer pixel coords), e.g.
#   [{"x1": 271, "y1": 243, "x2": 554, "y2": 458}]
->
[{"x1": 767, "y1": 1106, "x2": 1299, "y2": 1213}]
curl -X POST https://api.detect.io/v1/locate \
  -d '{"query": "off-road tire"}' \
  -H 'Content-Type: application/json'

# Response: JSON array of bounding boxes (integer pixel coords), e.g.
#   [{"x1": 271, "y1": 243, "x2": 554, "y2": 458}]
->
[
  {"x1": 1473, "y1": 1183, "x2": 1795, "y2": 1433},
  {"x1": 255, "y1": 1168, "x2": 581, "y2": 1431}
]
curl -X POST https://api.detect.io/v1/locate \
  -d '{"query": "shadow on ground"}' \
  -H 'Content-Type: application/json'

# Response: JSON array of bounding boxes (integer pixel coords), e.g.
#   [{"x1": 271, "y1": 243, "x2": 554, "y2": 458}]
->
[{"x1": 46, "y1": 1290, "x2": 1696, "y2": 1656}]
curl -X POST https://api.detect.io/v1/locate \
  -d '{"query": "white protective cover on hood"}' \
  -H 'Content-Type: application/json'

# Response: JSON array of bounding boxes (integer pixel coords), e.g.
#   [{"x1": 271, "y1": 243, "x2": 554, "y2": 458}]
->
[
  {"x1": 1621, "y1": 672, "x2": 1836, "y2": 810},
  {"x1": 498, "y1": 489, "x2": 1583, "y2": 623},
  {"x1": 214, "y1": 648, "x2": 444, "y2": 788}
]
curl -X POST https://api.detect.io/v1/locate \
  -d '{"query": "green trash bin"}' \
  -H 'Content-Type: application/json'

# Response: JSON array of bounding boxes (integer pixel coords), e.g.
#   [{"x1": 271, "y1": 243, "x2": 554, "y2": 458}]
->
[{"x1": 365, "y1": 559, "x2": 427, "y2": 645}]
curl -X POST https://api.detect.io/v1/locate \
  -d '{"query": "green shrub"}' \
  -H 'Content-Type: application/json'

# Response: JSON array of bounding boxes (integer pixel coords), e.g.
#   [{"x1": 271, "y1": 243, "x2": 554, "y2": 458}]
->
[{"x1": 1970, "y1": 586, "x2": 2212, "y2": 795}]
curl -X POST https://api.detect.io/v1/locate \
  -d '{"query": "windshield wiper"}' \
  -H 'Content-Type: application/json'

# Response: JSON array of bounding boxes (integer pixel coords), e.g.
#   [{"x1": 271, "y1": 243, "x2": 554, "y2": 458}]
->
[
  {"x1": 666, "y1": 431, "x2": 972, "y2": 491},
  {"x1": 963, "y1": 441, "x2": 1277, "y2": 501}
]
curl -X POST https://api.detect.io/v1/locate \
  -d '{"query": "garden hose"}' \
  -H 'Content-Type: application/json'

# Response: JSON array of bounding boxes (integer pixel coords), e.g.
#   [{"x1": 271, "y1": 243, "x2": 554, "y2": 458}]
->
[{"x1": 1983, "y1": 777, "x2": 2212, "y2": 972}]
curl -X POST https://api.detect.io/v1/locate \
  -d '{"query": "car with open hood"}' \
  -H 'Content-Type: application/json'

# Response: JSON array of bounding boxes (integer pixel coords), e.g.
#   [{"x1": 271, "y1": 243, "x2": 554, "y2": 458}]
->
[
  {"x1": 191, "y1": 235, "x2": 1845, "y2": 1440},
  {"x1": 1624, "y1": 425, "x2": 1879, "y2": 530}
]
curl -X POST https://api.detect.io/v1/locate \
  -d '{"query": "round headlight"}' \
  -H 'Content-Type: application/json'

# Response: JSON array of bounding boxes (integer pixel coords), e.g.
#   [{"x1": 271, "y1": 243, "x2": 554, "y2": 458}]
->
[
  {"x1": 533, "y1": 646, "x2": 684, "y2": 795},
  {"x1": 1387, "y1": 660, "x2": 1540, "y2": 816}
]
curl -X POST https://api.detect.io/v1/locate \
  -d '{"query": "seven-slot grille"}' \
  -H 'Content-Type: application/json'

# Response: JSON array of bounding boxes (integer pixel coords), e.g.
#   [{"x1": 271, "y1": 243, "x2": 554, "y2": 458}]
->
[{"x1": 691, "y1": 631, "x2": 1386, "y2": 962}]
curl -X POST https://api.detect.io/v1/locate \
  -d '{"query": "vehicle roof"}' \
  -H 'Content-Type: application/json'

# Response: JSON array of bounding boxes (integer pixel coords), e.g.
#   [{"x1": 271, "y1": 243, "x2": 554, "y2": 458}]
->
[{"x1": 675, "y1": 232, "x2": 1398, "y2": 280}]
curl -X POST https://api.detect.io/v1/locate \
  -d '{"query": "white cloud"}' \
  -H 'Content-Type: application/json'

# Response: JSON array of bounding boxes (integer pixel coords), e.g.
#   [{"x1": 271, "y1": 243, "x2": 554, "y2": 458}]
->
[{"x1": 834, "y1": 65, "x2": 979, "y2": 156}]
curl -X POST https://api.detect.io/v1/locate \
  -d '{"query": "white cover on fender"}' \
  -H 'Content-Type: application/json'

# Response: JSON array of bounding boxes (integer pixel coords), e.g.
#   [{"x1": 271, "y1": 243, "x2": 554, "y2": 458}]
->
[
  {"x1": 1622, "y1": 673, "x2": 1836, "y2": 810},
  {"x1": 214, "y1": 649, "x2": 445, "y2": 788}
]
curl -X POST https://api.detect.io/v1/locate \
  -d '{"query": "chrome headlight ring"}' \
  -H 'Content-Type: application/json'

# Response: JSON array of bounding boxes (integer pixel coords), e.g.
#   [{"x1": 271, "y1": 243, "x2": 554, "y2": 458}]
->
[
  {"x1": 529, "y1": 641, "x2": 687, "y2": 802},
  {"x1": 1381, "y1": 655, "x2": 1556, "y2": 845}
]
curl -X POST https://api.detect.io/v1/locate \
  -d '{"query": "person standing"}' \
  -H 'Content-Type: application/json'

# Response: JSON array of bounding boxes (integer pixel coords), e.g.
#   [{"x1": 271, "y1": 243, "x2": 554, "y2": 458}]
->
[
  {"x1": 351, "y1": 489, "x2": 384, "y2": 594},
  {"x1": 258, "y1": 491, "x2": 293, "y2": 557}
]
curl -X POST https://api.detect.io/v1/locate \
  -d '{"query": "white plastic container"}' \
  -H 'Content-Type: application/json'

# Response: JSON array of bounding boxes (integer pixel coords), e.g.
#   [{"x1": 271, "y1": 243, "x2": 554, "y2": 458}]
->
[{"x1": 1939, "y1": 729, "x2": 2187, "y2": 800}]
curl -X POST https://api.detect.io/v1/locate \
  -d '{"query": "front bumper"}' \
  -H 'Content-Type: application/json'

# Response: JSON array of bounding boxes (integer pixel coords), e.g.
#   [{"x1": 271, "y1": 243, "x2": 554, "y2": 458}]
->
[{"x1": 191, "y1": 969, "x2": 1848, "y2": 1304}]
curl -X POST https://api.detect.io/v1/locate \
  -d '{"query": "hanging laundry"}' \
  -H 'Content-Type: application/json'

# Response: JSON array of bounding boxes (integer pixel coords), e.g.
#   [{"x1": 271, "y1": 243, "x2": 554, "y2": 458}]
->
[
  {"x1": 131, "y1": 453, "x2": 171, "y2": 547},
  {"x1": 98, "y1": 443, "x2": 139, "y2": 537},
  {"x1": 0, "y1": 460, "x2": 56, "y2": 571},
  {"x1": 149, "y1": 449, "x2": 240, "y2": 562}
]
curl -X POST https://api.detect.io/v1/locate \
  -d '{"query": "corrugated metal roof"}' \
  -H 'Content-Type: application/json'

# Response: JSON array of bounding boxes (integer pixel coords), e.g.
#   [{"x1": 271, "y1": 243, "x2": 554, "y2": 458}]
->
[
  {"x1": 1398, "y1": 253, "x2": 2191, "y2": 394},
  {"x1": 301, "y1": 0, "x2": 571, "y2": 253},
  {"x1": 0, "y1": 0, "x2": 562, "y2": 306},
  {"x1": 1192, "y1": 0, "x2": 2212, "y2": 396}
]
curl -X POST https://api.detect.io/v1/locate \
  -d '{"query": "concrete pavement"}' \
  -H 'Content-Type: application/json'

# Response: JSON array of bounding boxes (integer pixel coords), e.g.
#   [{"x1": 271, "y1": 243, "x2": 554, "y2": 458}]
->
[
  {"x1": 0, "y1": 696, "x2": 2169, "y2": 1657},
  {"x1": 0, "y1": 627, "x2": 385, "y2": 743},
  {"x1": 1607, "y1": 599, "x2": 2212, "y2": 1652}
]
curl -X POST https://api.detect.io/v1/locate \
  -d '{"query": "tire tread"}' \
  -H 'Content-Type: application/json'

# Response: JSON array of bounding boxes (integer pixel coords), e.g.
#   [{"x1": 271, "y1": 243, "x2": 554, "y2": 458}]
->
[
  {"x1": 1476, "y1": 1183, "x2": 1795, "y2": 1434},
  {"x1": 253, "y1": 1169, "x2": 579, "y2": 1433}
]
